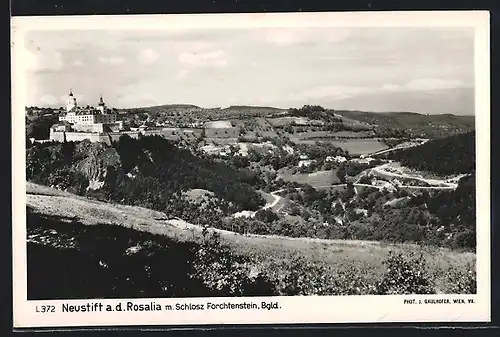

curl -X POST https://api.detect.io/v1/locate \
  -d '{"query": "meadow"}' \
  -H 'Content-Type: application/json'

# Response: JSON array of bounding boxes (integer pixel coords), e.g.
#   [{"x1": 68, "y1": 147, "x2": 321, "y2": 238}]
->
[
  {"x1": 26, "y1": 182, "x2": 475, "y2": 295},
  {"x1": 293, "y1": 138, "x2": 389, "y2": 156},
  {"x1": 266, "y1": 117, "x2": 324, "y2": 127},
  {"x1": 278, "y1": 170, "x2": 341, "y2": 189},
  {"x1": 204, "y1": 120, "x2": 233, "y2": 128}
]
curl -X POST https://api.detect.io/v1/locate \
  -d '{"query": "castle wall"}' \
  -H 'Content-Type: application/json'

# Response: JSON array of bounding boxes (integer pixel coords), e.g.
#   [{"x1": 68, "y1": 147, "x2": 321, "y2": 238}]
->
[
  {"x1": 72, "y1": 124, "x2": 105, "y2": 133},
  {"x1": 108, "y1": 132, "x2": 140, "y2": 141},
  {"x1": 48, "y1": 128, "x2": 208, "y2": 145},
  {"x1": 49, "y1": 131, "x2": 66, "y2": 142}
]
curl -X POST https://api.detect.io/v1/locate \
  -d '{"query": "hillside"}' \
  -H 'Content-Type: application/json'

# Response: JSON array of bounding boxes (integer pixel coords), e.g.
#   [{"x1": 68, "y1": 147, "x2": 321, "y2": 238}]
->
[
  {"x1": 26, "y1": 136, "x2": 266, "y2": 224},
  {"x1": 386, "y1": 131, "x2": 475, "y2": 175},
  {"x1": 27, "y1": 132, "x2": 476, "y2": 250},
  {"x1": 26, "y1": 182, "x2": 476, "y2": 299},
  {"x1": 334, "y1": 110, "x2": 474, "y2": 138},
  {"x1": 211, "y1": 105, "x2": 287, "y2": 119}
]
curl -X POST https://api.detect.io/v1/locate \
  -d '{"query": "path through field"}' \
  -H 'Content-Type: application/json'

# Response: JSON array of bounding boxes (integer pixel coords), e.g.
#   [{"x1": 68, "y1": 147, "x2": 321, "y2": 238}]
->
[
  {"x1": 370, "y1": 163, "x2": 459, "y2": 189},
  {"x1": 369, "y1": 139, "x2": 429, "y2": 157}
]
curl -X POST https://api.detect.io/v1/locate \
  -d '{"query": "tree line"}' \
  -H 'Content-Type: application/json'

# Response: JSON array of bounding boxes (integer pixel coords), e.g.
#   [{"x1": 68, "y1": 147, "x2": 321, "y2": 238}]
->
[
  {"x1": 26, "y1": 136, "x2": 266, "y2": 223},
  {"x1": 386, "y1": 131, "x2": 475, "y2": 176}
]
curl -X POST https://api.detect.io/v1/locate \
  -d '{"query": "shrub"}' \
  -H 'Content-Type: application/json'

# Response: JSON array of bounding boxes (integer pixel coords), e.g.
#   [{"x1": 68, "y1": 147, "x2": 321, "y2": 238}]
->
[
  {"x1": 189, "y1": 231, "x2": 277, "y2": 296},
  {"x1": 443, "y1": 263, "x2": 477, "y2": 294},
  {"x1": 254, "y1": 209, "x2": 279, "y2": 223},
  {"x1": 375, "y1": 251, "x2": 435, "y2": 295},
  {"x1": 269, "y1": 255, "x2": 376, "y2": 296}
]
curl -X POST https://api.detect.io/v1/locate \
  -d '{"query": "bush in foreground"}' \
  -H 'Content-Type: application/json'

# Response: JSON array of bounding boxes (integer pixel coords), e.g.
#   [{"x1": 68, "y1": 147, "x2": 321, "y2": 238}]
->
[
  {"x1": 27, "y1": 209, "x2": 473, "y2": 298},
  {"x1": 190, "y1": 230, "x2": 277, "y2": 296},
  {"x1": 375, "y1": 252, "x2": 435, "y2": 295},
  {"x1": 443, "y1": 263, "x2": 477, "y2": 294}
]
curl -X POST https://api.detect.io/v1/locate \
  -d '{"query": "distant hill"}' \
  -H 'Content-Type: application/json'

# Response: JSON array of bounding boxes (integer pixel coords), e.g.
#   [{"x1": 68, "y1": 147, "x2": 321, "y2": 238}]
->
[
  {"x1": 334, "y1": 110, "x2": 474, "y2": 138},
  {"x1": 330, "y1": 87, "x2": 475, "y2": 116},
  {"x1": 218, "y1": 105, "x2": 287, "y2": 118},
  {"x1": 120, "y1": 104, "x2": 287, "y2": 120},
  {"x1": 223, "y1": 105, "x2": 285, "y2": 112},
  {"x1": 120, "y1": 102, "x2": 473, "y2": 136},
  {"x1": 123, "y1": 104, "x2": 284, "y2": 113},
  {"x1": 387, "y1": 131, "x2": 475, "y2": 175},
  {"x1": 122, "y1": 104, "x2": 201, "y2": 113}
]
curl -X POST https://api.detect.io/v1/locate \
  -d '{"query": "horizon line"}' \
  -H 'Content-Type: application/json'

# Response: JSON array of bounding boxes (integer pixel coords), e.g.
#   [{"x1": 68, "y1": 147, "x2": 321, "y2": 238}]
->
[{"x1": 25, "y1": 103, "x2": 475, "y2": 116}]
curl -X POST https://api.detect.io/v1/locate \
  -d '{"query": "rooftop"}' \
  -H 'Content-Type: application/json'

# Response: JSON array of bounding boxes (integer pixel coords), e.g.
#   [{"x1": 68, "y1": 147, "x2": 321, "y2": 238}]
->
[{"x1": 60, "y1": 108, "x2": 115, "y2": 117}]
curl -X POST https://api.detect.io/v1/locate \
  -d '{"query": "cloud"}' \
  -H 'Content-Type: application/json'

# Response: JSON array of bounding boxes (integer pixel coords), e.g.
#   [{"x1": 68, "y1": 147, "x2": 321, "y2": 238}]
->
[
  {"x1": 117, "y1": 93, "x2": 158, "y2": 107},
  {"x1": 138, "y1": 49, "x2": 159, "y2": 64},
  {"x1": 293, "y1": 85, "x2": 373, "y2": 101},
  {"x1": 73, "y1": 59, "x2": 84, "y2": 66},
  {"x1": 178, "y1": 50, "x2": 228, "y2": 68},
  {"x1": 264, "y1": 29, "x2": 301, "y2": 46},
  {"x1": 403, "y1": 78, "x2": 468, "y2": 91},
  {"x1": 176, "y1": 69, "x2": 189, "y2": 79},
  {"x1": 381, "y1": 84, "x2": 400, "y2": 91},
  {"x1": 25, "y1": 50, "x2": 64, "y2": 72},
  {"x1": 381, "y1": 78, "x2": 468, "y2": 92},
  {"x1": 98, "y1": 56, "x2": 126, "y2": 65},
  {"x1": 294, "y1": 78, "x2": 470, "y2": 104},
  {"x1": 173, "y1": 41, "x2": 215, "y2": 53},
  {"x1": 263, "y1": 28, "x2": 351, "y2": 47},
  {"x1": 39, "y1": 95, "x2": 58, "y2": 105}
]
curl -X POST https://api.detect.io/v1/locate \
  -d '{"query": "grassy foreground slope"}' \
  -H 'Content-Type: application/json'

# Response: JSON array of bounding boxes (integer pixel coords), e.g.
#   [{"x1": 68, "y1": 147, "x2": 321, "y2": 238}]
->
[{"x1": 26, "y1": 182, "x2": 476, "y2": 298}]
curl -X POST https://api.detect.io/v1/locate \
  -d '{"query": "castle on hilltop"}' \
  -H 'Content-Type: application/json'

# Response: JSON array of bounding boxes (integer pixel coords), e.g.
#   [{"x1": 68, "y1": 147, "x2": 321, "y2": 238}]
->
[
  {"x1": 58, "y1": 89, "x2": 118, "y2": 127},
  {"x1": 50, "y1": 90, "x2": 124, "y2": 143},
  {"x1": 46, "y1": 89, "x2": 240, "y2": 145}
]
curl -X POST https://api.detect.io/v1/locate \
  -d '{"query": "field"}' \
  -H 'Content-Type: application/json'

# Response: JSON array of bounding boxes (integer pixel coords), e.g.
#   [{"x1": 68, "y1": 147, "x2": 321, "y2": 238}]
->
[
  {"x1": 204, "y1": 120, "x2": 233, "y2": 128},
  {"x1": 292, "y1": 138, "x2": 389, "y2": 156},
  {"x1": 267, "y1": 117, "x2": 323, "y2": 127},
  {"x1": 278, "y1": 169, "x2": 340, "y2": 189},
  {"x1": 182, "y1": 189, "x2": 216, "y2": 204},
  {"x1": 26, "y1": 182, "x2": 475, "y2": 294},
  {"x1": 291, "y1": 130, "x2": 375, "y2": 141}
]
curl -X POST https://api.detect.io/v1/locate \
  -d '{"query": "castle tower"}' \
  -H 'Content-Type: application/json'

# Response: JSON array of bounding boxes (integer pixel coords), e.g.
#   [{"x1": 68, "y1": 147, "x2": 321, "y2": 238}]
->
[
  {"x1": 98, "y1": 94, "x2": 105, "y2": 113},
  {"x1": 66, "y1": 89, "x2": 77, "y2": 112}
]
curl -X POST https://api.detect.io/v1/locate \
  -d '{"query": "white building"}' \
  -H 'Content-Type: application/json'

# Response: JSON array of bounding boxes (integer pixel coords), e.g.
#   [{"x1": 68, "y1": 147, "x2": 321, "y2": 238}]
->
[
  {"x1": 59, "y1": 90, "x2": 117, "y2": 126},
  {"x1": 298, "y1": 159, "x2": 315, "y2": 168},
  {"x1": 326, "y1": 156, "x2": 347, "y2": 163}
]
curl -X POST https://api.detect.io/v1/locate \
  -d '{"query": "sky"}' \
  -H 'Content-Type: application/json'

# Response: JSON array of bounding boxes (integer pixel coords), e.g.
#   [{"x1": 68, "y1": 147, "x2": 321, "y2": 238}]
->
[{"x1": 24, "y1": 27, "x2": 475, "y2": 114}]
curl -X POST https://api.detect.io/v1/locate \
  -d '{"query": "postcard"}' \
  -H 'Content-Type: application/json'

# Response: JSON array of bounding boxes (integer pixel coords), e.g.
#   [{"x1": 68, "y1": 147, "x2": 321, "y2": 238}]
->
[{"x1": 11, "y1": 11, "x2": 490, "y2": 328}]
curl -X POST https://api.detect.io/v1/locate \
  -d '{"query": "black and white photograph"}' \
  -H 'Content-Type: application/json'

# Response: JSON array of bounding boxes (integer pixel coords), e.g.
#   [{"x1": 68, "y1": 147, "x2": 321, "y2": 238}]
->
[{"x1": 12, "y1": 11, "x2": 490, "y2": 327}]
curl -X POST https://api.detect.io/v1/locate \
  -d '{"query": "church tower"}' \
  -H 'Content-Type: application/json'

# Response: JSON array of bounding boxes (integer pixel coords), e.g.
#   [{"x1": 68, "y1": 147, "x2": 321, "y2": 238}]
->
[
  {"x1": 98, "y1": 94, "x2": 106, "y2": 113},
  {"x1": 66, "y1": 89, "x2": 77, "y2": 112}
]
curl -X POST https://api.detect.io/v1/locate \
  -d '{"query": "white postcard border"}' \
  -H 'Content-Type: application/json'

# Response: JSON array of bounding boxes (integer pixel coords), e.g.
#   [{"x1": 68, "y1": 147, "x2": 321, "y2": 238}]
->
[{"x1": 11, "y1": 11, "x2": 491, "y2": 328}]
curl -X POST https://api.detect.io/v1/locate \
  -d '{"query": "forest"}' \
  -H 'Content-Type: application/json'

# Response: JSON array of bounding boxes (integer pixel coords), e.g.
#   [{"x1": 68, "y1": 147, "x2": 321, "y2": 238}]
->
[
  {"x1": 25, "y1": 131, "x2": 476, "y2": 250},
  {"x1": 217, "y1": 173, "x2": 476, "y2": 251},
  {"x1": 386, "y1": 131, "x2": 475, "y2": 175},
  {"x1": 26, "y1": 136, "x2": 266, "y2": 226}
]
